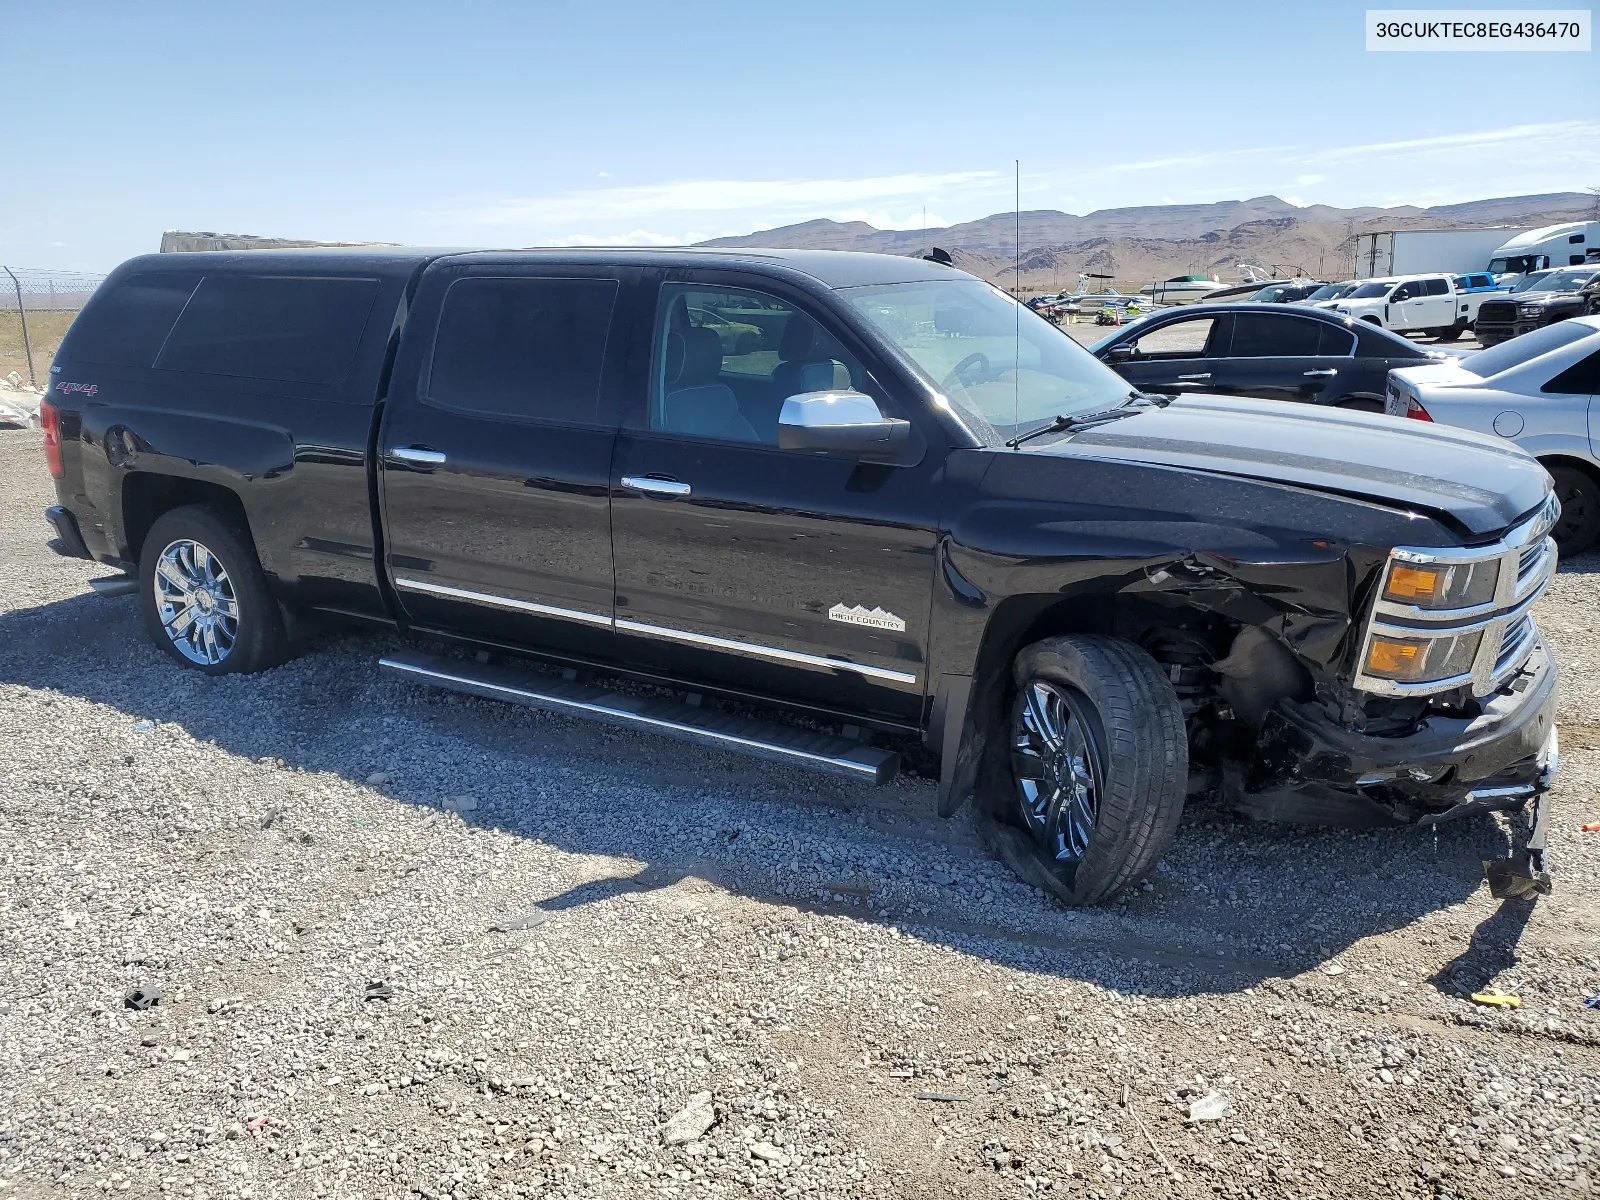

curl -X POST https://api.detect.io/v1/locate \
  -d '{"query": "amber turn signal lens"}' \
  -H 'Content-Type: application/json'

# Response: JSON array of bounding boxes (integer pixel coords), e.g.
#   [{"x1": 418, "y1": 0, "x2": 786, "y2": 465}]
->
[
  {"x1": 1385, "y1": 564, "x2": 1443, "y2": 603},
  {"x1": 1366, "y1": 636, "x2": 1427, "y2": 679}
]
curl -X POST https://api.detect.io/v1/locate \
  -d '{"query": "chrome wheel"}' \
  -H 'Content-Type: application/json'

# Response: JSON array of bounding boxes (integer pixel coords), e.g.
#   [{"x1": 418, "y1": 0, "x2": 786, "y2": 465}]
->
[
  {"x1": 1010, "y1": 680, "x2": 1102, "y2": 862},
  {"x1": 152, "y1": 538, "x2": 239, "y2": 666}
]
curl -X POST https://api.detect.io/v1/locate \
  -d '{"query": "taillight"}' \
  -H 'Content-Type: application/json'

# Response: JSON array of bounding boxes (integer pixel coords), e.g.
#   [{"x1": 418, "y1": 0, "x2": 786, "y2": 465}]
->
[
  {"x1": 1404, "y1": 396, "x2": 1432, "y2": 422},
  {"x1": 40, "y1": 398, "x2": 63, "y2": 476}
]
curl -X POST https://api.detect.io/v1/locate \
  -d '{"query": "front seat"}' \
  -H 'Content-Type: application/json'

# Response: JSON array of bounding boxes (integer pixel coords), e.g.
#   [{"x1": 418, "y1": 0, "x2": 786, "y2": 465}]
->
[
  {"x1": 660, "y1": 327, "x2": 759, "y2": 442},
  {"x1": 772, "y1": 314, "x2": 852, "y2": 399}
]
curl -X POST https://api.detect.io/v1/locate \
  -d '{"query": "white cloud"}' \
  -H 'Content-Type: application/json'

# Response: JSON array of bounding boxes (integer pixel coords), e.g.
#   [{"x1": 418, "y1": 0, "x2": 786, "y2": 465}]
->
[
  {"x1": 1294, "y1": 174, "x2": 1325, "y2": 186},
  {"x1": 449, "y1": 170, "x2": 999, "y2": 228},
  {"x1": 545, "y1": 229, "x2": 687, "y2": 247},
  {"x1": 1287, "y1": 120, "x2": 1597, "y2": 165}
]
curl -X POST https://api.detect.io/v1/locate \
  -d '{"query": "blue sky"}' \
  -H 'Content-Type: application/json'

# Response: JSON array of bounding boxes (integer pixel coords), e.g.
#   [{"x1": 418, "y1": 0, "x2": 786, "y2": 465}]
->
[{"x1": 2, "y1": 0, "x2": 1596, "y2": 271}]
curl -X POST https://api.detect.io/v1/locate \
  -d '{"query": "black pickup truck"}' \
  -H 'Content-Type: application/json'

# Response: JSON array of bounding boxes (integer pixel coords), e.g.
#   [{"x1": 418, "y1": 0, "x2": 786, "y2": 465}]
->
[{"x1": 41, "y1": 248, "x2": 1561, "y2": 903}]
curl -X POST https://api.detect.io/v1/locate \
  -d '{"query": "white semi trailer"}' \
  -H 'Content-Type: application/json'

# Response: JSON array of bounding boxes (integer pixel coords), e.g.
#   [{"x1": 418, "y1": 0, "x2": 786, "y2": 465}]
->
[{"x1": 1354, "y1": 228, "x2": 1530, "y2": 279}]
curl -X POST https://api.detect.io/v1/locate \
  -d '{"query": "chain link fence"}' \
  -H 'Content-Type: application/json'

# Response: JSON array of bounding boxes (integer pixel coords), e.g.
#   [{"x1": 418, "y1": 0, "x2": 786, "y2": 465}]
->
[{"x1": 0, "y1": 268, "x2": 107, "y2": 391}]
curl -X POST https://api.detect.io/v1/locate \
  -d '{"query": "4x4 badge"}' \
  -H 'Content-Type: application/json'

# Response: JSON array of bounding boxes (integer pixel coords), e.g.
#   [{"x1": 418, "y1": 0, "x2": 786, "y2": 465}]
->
[{"x1": 828, "y1": 603, "x2": 905, "y2": 632}]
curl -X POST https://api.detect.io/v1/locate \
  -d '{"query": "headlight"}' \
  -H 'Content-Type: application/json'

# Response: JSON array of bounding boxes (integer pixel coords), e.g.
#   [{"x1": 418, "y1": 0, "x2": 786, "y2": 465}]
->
[
  {"x1": 1364, "y1": 631, "x2": 1483, "y2": 683},
  {"x1": 1382, "y1": 559, "x2": 1500, "y2": 609},
  {"x1": 1518, "y1": 304, "x2": 1544, "y2": 318}
]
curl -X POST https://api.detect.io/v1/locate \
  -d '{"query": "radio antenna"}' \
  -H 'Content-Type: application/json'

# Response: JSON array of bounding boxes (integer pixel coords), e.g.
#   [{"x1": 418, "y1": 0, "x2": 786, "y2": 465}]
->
[{"x1": 1014, "y1": 158, "x2": 1021, "y2": 439}]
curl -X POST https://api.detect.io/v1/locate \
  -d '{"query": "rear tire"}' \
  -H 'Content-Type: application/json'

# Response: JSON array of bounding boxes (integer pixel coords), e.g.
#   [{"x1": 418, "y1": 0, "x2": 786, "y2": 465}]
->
[
  {"x1": 1001, "y1": 635, "x2": 1187, "y2": 905},
  {"x1": 1548, "y1": 465, "x2": 1600, "y2": 557},
  {"x1": 1435, "y1": 320, "x2": 1466, "y2": 342},
  {"x1": 138, "y1": 505, "x2": 289, "y2": 674}
]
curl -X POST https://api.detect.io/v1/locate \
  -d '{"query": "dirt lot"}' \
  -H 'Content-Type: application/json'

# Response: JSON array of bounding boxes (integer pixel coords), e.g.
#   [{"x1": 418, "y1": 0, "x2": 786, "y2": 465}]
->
[
  {"x1": 0, "y1": 310, "x2": 74, "y2": 388},
  {"x1": 0, "y1": 429, "x2": 1596, "y2": 1199}
]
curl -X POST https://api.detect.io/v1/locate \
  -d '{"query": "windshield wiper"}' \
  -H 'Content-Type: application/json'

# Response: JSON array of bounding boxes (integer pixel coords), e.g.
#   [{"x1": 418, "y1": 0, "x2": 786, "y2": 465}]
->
[{"x1": 1005, "y1": 391, "x2": 1169, "y2": 448}]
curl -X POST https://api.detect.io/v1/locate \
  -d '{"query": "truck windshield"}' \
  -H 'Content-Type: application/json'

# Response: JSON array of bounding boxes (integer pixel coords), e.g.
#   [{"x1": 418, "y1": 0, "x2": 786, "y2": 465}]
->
[
  {"x1": 839, "y1": 278, "x2": 1132, "y2": 441},
  {"x1": 1509, "y1": 272, "x2": 1554, "y2": 292},
  {"x1": 1305, "y1": 282, "x2": 1352, "y2": 302},
  {"x1": 1348, "y1": 281, "x2": 1394, "y2": 299},
  {"x1": 1523, "y1": 270, "x2": 1596, "y2": 293},
  {"x1": 1459, "y1": 322, "x2": 1598, "y2": 378}
]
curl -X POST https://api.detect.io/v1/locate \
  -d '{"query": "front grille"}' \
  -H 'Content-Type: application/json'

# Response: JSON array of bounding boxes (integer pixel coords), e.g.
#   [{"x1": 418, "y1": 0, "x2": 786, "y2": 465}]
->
[
  {"x1": 1495, "y1": 614, "x2": 1537, "y2": 676},
  {"x1": 1478, "y1": 301, "x2": 1517, "y2": 323},
  {"x1": 1353, "y1": 496, "x2": 1558, "y2": 698}
]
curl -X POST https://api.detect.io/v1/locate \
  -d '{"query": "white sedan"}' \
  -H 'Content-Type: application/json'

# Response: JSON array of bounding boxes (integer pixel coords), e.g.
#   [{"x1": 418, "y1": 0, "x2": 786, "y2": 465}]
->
[{"x1": 1385, "y1": 316, "x2": 1600, "y2": 555}]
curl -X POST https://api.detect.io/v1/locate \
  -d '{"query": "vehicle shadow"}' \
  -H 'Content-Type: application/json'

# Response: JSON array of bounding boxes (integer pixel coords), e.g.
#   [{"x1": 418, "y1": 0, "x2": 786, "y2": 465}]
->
[{"x1": 0, "y1": 590, "x2": 1527, "y2": 999}]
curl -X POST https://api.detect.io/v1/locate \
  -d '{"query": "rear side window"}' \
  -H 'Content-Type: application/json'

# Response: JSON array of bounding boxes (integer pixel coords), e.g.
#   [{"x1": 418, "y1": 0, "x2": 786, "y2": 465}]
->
[
  {"x1": 1229, "y1": 313, "x2": 1322, "y2": 357},
  {"x1": 426, "y1": 276, "x2": 619, "y2": 424},
  {"x1": 1424, "y1": 278, "x2": 1450, "y2": 296},
  {"x1": 1543, "y1": 348, "x2": 1600, "y2": 395},
  {"x1": 67, "y1": 273, "x2": 200, "y2": 368},
  {"x1": 1318, "y1": 324, "x2": 1356, "y2": 356},
  {"x1": 155, "y1": 275, "x2": 380, "y2": 384}
]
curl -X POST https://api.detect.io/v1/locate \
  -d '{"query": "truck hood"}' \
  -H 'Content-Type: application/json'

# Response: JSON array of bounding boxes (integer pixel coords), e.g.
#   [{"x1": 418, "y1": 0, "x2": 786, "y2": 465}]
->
[{"x1": 1027, "y1": 394, "x2": 1549, "y2": 538}]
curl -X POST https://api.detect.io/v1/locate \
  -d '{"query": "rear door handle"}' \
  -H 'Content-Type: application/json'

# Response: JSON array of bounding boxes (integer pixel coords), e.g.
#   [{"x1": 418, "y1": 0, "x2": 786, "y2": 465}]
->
[
  {"x1": 1303, "y1": 369, "x2": 1338, "y2": 377},
  {"x1": 1176, "y1": 372, "x2": 1211, "y2": 380},
  {"x1": 390, "y1": 446, "x2": 447, "y2": 466},
  {"x1": 621, "y1": 474, "x2": 692, "y2": 498}
]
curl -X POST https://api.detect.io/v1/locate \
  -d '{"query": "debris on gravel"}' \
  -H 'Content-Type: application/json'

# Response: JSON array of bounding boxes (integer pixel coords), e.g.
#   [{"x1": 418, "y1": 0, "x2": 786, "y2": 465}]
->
[{"x1": 1, "y1": 427, "x2": 1598, "y2": 1197}]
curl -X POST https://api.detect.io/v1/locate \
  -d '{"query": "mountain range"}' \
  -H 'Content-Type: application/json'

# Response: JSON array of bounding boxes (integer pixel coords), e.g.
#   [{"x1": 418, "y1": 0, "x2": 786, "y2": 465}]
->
[{"x1": 696, "y1": 191, "x2": 1597, "y2": 289}]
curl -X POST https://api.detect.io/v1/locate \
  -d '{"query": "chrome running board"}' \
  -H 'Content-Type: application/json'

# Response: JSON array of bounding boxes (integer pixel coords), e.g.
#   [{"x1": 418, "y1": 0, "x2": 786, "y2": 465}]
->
[
  {"x1": 88, "y1": 576, "x2": 140, "y2": 597},
  {"x1": 379, "y1": 650, "x2": 900, "y2": 785}
]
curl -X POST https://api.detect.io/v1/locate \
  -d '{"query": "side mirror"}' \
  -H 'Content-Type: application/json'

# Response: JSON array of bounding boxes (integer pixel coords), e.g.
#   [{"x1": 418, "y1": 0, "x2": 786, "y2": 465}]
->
[
  {"x1": 777, "y1": 391, "x2": 911, "y2": 460},
  {"x1": 1105, "y1": 343, "x2": 1137, "y2": 362}
]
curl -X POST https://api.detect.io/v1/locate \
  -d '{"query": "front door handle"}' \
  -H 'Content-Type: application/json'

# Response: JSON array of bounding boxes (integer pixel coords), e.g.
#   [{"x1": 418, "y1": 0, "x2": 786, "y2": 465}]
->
[
  {"x1": 621, "y1": 474, "x2": 692, "y2": 498},
  {"x1": 1176, "y1": 372, "x2": 1211, "y2": 380},
  {"x1": 391, "y1": 446, "x2": 447, "y2": 466},
  {"x1": 1303, "y1": 368, "x2": 1338, "y2": 377}
]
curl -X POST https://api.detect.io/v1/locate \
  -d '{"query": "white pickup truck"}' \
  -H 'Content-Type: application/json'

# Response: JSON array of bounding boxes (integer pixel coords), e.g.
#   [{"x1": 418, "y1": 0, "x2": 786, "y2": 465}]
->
[{"x1": 1333, "y1": 272, "x2": 1491, "y2": 341}]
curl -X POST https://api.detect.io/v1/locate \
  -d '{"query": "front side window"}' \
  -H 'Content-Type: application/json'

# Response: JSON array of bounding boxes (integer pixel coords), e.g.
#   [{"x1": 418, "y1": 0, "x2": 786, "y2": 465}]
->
[
  {"x1": 650, "y1": 284, "x2": 865, "y2": 445},
  {"x1": 1229, "y1": 313, "x2": 1322, "y2": 357},
  {"x1": 840, "y1": 278, "x2": 1131, "y2": 441},
  {"x1": 1126, "y1": 316, "x2": 1218, "y2": 359},
  {"x1": 427, "y1": 276, "x2": 618, "y2": 424},
  {"x1": 156, "y1": 275, "x2": 379, "y2": 384}
]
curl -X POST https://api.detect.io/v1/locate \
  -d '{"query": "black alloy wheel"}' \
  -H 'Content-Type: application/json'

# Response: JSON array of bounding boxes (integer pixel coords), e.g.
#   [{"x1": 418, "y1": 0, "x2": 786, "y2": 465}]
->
[{"x1": 1549, "y1": 465, "x2": 1600, "y2": 557}]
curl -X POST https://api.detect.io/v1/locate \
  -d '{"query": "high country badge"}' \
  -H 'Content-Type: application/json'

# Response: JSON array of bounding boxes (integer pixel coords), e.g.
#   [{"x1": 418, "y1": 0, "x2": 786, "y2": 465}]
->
[{"x1": 827, "y1": 603, "x2": 906, "y2": 632}]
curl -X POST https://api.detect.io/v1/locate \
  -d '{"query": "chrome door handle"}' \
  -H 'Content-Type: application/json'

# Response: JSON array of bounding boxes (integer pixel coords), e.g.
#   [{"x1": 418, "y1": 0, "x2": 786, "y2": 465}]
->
[
  {"x1": 621, "y1": 475, "x2": 691, "y2": 497},
  {"x1": 391, "y1": 447, "x2": 447, "y2": 466},
  {"x1": 1176, "y1": 372, "x2": 1211, "y2": 380},
  {"x1": 1303, "y1": 369, "x2": 1338, "y2": 377}
]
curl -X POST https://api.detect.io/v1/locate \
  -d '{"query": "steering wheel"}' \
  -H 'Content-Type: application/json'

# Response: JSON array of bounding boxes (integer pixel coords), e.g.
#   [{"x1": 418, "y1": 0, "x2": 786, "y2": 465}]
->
[{"x1": 940, "y1": 352, "x2": 992, "y2": 393}]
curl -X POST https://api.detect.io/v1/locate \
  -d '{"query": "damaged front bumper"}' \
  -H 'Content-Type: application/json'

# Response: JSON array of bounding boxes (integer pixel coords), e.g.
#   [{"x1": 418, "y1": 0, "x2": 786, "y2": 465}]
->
[{"x1": 1236, "y1": 640, "x2": 1558, "y2": 826}]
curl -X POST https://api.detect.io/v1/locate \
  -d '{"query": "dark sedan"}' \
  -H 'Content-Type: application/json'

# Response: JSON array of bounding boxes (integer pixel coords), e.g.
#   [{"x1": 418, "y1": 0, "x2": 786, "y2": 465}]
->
[{"x1": 1089, "y1": 303, "x2": 1446, "y2": 412}]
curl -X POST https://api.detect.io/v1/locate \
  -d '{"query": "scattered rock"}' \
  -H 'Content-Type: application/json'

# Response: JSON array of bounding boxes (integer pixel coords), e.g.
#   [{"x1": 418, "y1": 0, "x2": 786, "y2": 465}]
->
[
  {"x1": 1188, "y1": 1092, "x2": 1232, "y2": 1121},
  {"x1": 662, "y1": 1091, "x2": 715, "y2": 1145}
]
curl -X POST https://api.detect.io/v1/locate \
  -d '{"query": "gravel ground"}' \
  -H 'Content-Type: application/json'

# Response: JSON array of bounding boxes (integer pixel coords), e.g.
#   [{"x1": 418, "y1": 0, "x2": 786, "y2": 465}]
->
[{"x1": 0, "y1": 428, "x2": 1596, "y2": 1200}]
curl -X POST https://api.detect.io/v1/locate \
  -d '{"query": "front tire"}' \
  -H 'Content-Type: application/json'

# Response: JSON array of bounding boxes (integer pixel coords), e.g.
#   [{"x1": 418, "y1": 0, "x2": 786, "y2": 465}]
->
[
  {"x1": 1003, "y1": 636, "x2": 1187, "y2": 905},
  {"x1": 138, "y1": 505, "x2": 288, "y2": 674},
  {"x1": 1548, "y1": 465, "x2": 1600, "y2": 557}
]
